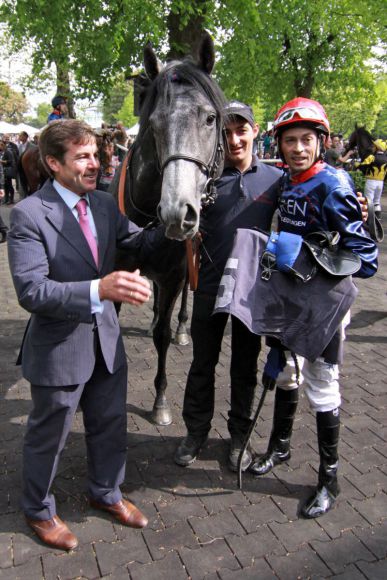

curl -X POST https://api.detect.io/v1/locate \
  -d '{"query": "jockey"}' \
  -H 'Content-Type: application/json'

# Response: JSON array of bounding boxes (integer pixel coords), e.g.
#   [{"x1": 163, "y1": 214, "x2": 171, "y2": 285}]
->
[
  {"x1": 47, "y1": 96, "x2": 68, "y2": 123},
  {"x1": 249, "y1": 97, "x2": 378, "y2": 518},
  {"x1": 352, "y1": 137, "x2": 387, "y2": 218}
]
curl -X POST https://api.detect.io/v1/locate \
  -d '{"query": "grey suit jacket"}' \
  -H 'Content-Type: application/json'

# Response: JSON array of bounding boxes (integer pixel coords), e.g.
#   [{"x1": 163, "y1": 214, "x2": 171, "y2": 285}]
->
[{"x1": 7, "y1": 180, "x2": 148, "y2": 386}]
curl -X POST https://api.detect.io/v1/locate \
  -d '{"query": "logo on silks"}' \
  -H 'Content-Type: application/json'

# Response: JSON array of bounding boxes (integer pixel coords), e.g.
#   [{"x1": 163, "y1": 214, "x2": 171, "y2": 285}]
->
[{"x1": 216, "y1": 257, "x2": 238, "y2": 309}]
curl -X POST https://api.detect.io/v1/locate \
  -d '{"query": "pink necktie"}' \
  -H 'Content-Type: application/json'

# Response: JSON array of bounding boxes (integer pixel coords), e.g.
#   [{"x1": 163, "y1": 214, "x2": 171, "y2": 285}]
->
[{"x1": 75, "y1": 198, "x2": 99, "y2": 267}]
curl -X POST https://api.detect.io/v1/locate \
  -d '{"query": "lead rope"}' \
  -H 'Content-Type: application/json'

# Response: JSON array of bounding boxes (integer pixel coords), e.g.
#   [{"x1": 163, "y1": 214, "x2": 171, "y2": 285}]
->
[
  {"x1": 186, "y1": 233, "x2": 201, "y2": 291},
  {"x1": 118, "y1": 147, "x2": 132, "y2": 216}
]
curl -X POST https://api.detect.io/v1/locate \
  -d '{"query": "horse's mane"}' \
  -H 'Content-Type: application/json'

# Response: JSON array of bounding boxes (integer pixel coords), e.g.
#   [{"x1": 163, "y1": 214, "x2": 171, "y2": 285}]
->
[
  {"x1": 138, "y1": 59, "x2": 226, "y2": 139},
  {"x1": 347, "y1": 124, "x2": 375, "y2": 159},
  {"x1": 355, "y1": 125, "x2": 373, "y2": 141}
]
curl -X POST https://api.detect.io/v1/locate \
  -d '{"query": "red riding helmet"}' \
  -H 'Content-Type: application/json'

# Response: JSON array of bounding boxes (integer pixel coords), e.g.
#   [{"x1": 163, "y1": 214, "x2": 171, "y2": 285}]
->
[{"x1": 273, "y1": 97, "x2": 330, "y2": 137}]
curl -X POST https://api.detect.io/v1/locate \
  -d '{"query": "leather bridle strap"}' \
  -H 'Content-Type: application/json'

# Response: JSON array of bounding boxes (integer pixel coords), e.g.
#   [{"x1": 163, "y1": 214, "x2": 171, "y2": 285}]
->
[
  {"x1": 185, "y1": 234, "x2": 201, "y2": 291},
  {"x1": 161, "y1": 154, "x2": 211, "y2": 174},
  {"x1": 118, "y1": 147, "x2": 133, "y2": 216}
]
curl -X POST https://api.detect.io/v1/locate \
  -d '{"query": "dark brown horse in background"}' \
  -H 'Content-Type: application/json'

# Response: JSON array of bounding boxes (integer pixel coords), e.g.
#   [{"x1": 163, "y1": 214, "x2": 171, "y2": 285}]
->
[{"x1": 18, "y1": 145, "x2": 48, "y2": 196}]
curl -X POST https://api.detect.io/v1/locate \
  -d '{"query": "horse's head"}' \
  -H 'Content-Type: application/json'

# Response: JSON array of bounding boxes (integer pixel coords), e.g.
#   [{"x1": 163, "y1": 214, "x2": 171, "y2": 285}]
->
[
  {"x1": 346, "y1": 124, "x2": 375, "y2": 160},
  {"x1": 138, "y1": 33, "x2": 226, "y2": 240}
]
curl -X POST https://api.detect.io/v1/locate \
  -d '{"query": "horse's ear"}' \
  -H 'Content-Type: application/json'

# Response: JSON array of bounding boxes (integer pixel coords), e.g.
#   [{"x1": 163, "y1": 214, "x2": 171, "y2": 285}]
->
[
  {"x1": 198, "y1": 31, "x2": 215, "y2": 75},
  {"x1": 144, "y1": 41, "x2": 162, "y2": 81}
]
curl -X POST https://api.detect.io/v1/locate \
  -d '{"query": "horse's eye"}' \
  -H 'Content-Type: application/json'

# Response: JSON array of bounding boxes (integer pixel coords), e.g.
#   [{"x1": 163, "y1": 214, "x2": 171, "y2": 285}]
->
[{"x1": 206, "y1": 114, "x2": 216, "y2": 126}]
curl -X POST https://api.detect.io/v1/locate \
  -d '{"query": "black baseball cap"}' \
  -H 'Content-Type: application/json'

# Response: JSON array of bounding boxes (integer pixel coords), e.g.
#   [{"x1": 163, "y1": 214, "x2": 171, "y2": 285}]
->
[{"x1": 223, "y1": 101, "x2": 255, "y2": 127}]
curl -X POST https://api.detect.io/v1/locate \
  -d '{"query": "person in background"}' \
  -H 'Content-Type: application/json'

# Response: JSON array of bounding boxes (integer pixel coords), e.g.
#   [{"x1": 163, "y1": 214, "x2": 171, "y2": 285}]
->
[
  {"x1": 0, "y1": 160, "x2": 7, "y2": 242},
  {"x1": 0, "y1": 139, "x2": 16, "y2": 205},
  {"x1": 350, "y1": 138, "x2": 387, "y2": 219},
  {"x1": 97, "y1": 137, "x2": 120, "y2": 191},
  {"x1": 47, "y1": 96, "x2": 68, "y2": 123}
]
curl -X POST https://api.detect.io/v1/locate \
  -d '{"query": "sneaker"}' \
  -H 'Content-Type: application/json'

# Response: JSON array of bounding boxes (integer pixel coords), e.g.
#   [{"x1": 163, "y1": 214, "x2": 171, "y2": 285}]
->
[
  {"x1": 174, "y1": 434, "x2": 207, "y2": 466},
  {"x1": 228, "y1": 438, "x2": 252, "y2": 472}
]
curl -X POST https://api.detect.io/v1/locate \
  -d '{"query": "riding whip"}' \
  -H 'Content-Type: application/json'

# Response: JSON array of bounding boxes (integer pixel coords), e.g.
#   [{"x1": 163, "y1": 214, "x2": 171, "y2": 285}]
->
[{"x1": 237, "y1": 347, "x2": 287, "y2": 490}]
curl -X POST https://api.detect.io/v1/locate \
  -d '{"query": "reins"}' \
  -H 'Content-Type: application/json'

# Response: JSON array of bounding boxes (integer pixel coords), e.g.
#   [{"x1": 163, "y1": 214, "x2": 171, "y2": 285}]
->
[{"x1": 118, "y1": 147, "x2": 132, "y2": 216}]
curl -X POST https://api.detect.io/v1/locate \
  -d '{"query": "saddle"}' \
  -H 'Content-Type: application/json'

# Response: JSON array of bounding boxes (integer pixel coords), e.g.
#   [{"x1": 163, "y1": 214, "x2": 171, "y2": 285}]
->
[{"x1": 260, "y1": 230, "x2": 361, "y2": 282}]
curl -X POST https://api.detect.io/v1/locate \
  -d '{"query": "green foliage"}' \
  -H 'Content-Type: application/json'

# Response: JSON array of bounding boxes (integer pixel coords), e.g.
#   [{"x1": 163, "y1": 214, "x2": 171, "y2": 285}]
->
[
  {"x1": 318, "y1": 74, "x2": 387, "y2": 137},
  {"x1": 0, "y1": 82, "x2": 28, "y2": 122},
  {"x1": 116, "y1": 84, "x2": 137, "y2": 128},
  {"x1": 102, "y1": 79, "x2": 129, "y2": 125},
  {"x1": 213, "y1": 0, "x2": 386, "y2": 122},
  {"x1": 25, "y1": 103, "x2": 52, "y2": 128},
  {"x1": 0, "y1": 0, "x2": 385, "y2": 137},
  {"x1": 348, "y1": 171, "x2": 366, "y2": 193},
  {"x1": 0, "y1": 0, "x2": 167, "y2": 100}
]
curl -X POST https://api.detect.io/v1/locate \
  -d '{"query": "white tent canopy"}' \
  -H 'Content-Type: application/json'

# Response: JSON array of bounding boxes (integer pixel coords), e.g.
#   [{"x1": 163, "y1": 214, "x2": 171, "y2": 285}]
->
[
  {"x1": 127, "y1": 122, "x2": 139, "y2": 137},
  {"x1": 14, "y1": 122, "x2": 40, "y2": 135},
  {"x1": 0, "y1": 121, "x2": 18, "y2": 134},
  {"x1": 0, "y1": 121, "x2": 40, "y2": 135}
]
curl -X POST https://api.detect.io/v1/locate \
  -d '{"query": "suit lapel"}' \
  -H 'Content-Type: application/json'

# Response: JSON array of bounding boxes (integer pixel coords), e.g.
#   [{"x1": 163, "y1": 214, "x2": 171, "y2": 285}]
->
[{"x1": 41, "y1": 183, "x2": 99, "y2": 271}]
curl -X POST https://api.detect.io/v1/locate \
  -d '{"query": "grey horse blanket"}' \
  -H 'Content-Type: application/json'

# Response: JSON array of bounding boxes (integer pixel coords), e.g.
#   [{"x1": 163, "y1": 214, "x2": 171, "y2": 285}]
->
[{"x1": 214, "y1": 228, "x2": 358, "y2": 361}]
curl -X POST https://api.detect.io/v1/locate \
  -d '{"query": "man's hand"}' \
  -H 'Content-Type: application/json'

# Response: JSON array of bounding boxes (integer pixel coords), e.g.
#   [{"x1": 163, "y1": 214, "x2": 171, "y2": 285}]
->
[
  {"x1": 99, "y1": 269, "x2": 152, "y2": 305},
  {"x1": 0, "y1": 189, "x2": 4, "y2": 199},
  {"x1": 356, "y1": 191, "x2": 368, "y2": 223}
]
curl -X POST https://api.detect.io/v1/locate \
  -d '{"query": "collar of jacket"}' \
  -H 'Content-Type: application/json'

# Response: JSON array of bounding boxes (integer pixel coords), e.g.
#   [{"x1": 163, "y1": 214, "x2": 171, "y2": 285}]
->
[{"x1": 290, "y1": 161, "x2": 325, "y2": 184}]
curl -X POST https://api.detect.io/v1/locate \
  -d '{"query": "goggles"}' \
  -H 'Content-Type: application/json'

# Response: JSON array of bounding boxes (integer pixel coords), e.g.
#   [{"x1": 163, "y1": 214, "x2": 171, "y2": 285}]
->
[{"x1": 275, "y1": 106, "x2": 325, "y2": 125}]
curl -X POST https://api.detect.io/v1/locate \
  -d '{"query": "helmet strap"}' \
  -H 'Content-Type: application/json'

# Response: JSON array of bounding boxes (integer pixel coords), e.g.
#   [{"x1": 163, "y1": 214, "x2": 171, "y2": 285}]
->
[{"x1": 318, "y1": 133, "x2": 326, "y2": 162}]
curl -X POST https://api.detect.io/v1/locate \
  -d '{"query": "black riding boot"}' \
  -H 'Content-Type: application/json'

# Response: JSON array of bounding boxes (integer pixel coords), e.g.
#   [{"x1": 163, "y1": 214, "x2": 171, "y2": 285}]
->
[
  {"x1": 0, "y1": 230, "x2": 6, "y2": 243},
  {"x1": 301, "y1": 408, "x2": 340, "y2": 518},
  {"x1": 249, "y1": 387, "x2": 298, "y2": 476}
]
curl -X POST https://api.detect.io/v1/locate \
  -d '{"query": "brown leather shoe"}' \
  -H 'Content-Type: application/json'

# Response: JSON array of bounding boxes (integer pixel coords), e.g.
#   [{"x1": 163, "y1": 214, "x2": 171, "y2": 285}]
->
[
  {"x1": 26, "y1": 515, "x2": 78, "y2": 551},
  {"x1": 89, "y1": 498, "x2": 148, "y2": 528}
]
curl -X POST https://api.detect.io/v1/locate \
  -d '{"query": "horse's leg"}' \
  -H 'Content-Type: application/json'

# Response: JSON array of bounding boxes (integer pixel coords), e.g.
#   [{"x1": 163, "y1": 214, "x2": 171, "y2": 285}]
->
[
  {"x1": 151, "y1": 280, "x2": 183, "y2": 426},
  {"x1": 147, "y1": 283, "x2": 159, "y2": 337},
  {"x1": 174, "y1": 278, "x2": 190, "y2": 346}
]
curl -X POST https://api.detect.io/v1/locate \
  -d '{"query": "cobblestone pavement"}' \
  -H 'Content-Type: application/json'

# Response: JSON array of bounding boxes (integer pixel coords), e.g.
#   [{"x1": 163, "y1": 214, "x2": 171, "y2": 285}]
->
[{"x1": 0, "y1": 201, "x2": 386, "y2": 579}]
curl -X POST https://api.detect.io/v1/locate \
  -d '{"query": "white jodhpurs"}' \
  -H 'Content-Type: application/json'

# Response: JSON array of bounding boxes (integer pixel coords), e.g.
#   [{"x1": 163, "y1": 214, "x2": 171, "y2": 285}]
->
[
  {"x1": 302, "y1": 358, "x2": 340, "y2": 412},
  {"x1": 275, "y1": 312, "x2": 350, "y2": 412},
  {"x1": 365, "y1": 179, "x2": 383, "y2": 212},
  {"x1": 276, "y1": 353, "x2": 340, "y2": 413}
]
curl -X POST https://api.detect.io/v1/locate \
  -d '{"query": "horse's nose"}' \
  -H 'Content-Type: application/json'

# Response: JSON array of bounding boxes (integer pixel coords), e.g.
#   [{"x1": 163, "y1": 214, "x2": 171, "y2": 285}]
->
[
  {"x1": 157, "y1": 202, "x2": 199, "y2": 240},
  {"x1": 183, "y1": 203, "x2": 198, "y2": 230}
]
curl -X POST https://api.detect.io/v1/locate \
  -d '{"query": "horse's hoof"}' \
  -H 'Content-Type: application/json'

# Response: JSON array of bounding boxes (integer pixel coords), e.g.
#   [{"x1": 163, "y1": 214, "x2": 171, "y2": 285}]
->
[
  {"x1": 174, "y1": 332, "x2": 190, "y2": 346},
  {"x1": 151, "y1": 405, "x2": 172, "y2": 426}
]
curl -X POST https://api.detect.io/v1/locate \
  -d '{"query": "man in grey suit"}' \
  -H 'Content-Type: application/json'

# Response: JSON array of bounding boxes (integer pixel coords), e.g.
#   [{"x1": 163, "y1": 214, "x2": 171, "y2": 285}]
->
[{"x1": 7, "y1": 119, "x2": 158, "y2": 551}]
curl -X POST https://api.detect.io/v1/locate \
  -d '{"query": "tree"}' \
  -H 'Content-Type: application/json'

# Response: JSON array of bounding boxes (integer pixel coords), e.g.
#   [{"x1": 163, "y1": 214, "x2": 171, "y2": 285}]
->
[
  {"x1": 1, "y1": 0, "x2": 385, "y2": 134},
  {"x1": 0, "y1": 0, "x2": 168, "y2": 104},
  {"x1": 116, "y1": 84, "x2": 137, "y2": 129},
  {"x1": 213, "y1": 0, "x2": 386, "y2": 116},
  {"x1": 0, "y1": 82, "x2": 28, "y2": 122},
  {"x1": 25, "y1": 103, "x2": 52, "y2": 128}
]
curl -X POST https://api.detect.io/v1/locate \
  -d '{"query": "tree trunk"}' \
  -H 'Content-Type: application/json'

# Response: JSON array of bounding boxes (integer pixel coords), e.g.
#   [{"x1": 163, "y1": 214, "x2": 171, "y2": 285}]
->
[
  {"x1": 167, "y1": 0, "x2": 208, "y2": 60},
  {"x1": 294, "y1": 75, "x2": 314, "y2": 98},
  {"x1": 55, "y1": 61, "x2": 76, "y2": 118}
]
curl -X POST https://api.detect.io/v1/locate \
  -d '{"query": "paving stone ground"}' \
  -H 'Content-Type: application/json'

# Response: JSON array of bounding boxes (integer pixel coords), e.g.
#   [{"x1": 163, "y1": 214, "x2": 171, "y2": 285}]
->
[{"x1": 0, "y1": 200, "x2": 386, "y2": 579}]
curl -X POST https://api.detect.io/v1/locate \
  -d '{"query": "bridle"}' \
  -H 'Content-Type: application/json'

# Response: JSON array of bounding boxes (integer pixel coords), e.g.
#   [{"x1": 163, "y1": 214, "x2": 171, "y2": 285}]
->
[
  {"x1": 118, "y1": 116, "x2": 224, "y2": 219},
  {"x1": 159, "y1": 119, "x2": 225, "y2": 209},
  {"x1": 117, "y1": 118, "x2": 224, "y2": 292}
]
